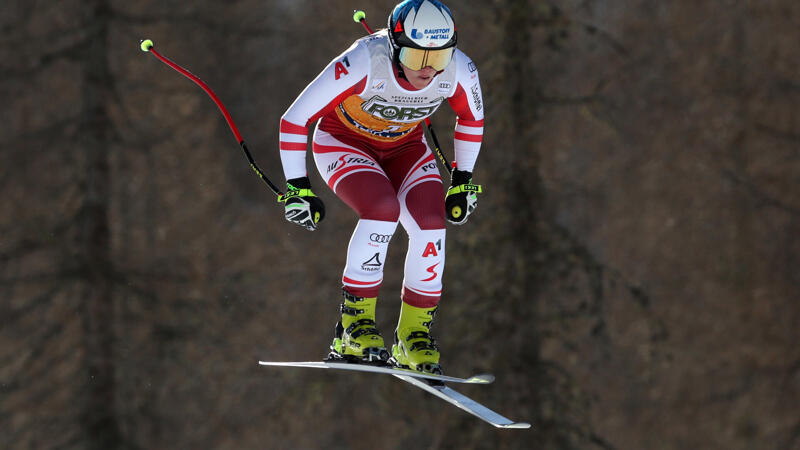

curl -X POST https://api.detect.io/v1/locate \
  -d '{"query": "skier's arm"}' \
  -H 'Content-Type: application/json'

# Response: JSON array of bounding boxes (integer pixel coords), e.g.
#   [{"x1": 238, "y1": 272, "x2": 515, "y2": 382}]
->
[
  {"x1": 446, "y1": 50, "x2": 484, "y2": 174},
  {"x1": 279, "y1": 41, "x2": 368, "y2": 231},
  {"x1": 279, "y1": 41, "x2": 370, "y2": 180},
  {"x1": 444, "y1": 51, "x2": 484, "y2": 225}
]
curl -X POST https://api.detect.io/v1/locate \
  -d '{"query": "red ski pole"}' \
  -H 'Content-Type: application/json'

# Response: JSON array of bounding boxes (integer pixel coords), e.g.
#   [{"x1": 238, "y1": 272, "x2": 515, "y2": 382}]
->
[{"x1": 139, "y1": 39, "x2": 284, "y2": 197}]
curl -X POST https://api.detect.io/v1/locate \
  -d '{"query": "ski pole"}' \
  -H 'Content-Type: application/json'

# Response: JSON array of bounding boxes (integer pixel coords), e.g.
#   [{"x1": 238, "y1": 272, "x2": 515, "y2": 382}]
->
[
  {"x1": 139, "y1": 39, "x2": 285, "y2": 197},
  {"x1": 353, "y1": 11, "x2": 454, "y2": 174}
]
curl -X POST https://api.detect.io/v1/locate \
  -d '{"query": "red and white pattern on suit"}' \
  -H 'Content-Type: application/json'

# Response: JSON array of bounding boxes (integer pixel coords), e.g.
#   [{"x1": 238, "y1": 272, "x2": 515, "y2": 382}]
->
[{"x1": 278, "y1": 31, "x2": 484, "y2": 307}]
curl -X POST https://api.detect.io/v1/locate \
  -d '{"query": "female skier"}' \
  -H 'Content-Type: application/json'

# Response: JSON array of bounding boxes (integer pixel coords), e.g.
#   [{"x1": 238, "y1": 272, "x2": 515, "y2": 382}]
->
[{"x1": 278, "y1": 0, "x2": 484, "y2": 374}]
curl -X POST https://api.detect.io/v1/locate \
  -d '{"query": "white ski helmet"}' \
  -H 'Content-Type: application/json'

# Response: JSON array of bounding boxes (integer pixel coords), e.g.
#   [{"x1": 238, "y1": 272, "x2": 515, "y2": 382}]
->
[{"x1": 388, "y1": 0, "x2": 457, "y2": 71}]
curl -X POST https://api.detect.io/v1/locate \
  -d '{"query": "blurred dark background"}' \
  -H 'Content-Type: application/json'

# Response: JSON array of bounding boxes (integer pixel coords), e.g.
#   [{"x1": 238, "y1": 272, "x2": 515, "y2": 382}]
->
[{"x1": 1, "y1": 0, "x2": 798, "y2": 449}]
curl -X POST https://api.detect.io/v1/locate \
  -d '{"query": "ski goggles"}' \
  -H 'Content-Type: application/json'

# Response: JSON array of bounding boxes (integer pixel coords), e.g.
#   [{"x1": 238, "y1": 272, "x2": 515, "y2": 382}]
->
[{"x1": 398, "y1": 46, "x2": 454, "y2": 71}]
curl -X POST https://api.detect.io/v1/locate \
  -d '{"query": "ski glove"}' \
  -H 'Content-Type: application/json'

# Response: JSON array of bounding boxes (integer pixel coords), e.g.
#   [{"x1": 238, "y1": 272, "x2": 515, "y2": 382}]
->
[
  {"x1": 445, "y1": 169, "x2": 482, "y2": 225},
  {"x1": 278, "y1": 177, "x2": 325, "y2": 231}
]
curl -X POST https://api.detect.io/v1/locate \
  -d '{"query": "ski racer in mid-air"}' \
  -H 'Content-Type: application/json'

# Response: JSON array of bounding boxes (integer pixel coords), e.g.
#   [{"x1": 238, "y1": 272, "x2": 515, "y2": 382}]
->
[{"x1": 278, "y1": 0, "x2": 484, "y2": 375}]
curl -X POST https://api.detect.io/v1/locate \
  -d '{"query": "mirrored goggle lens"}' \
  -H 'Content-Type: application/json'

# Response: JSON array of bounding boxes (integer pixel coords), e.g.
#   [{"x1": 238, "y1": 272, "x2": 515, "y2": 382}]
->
[{"x1": 398, "y1": 47, "x2": 454, "y2": 71}]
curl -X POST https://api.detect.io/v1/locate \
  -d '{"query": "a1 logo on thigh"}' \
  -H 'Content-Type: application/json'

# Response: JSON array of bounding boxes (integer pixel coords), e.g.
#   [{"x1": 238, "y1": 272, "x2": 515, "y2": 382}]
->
[{"x1": 422, "y1": 239, "x2": 443, "y2": 257}]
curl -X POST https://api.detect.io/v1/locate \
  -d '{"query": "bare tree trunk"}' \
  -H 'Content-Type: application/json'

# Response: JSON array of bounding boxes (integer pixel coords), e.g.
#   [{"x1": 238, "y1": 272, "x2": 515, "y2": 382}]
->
[
  {"x1": 500, "y1": 0, "x2": 547, "y2": 441},
  {"x1": 78, "y1": 0, "x2": 121, "y2": 447}
]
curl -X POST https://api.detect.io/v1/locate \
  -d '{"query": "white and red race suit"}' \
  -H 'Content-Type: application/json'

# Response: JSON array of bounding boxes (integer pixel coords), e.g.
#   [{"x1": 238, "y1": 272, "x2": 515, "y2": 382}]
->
[{"x1": 279, "y1": 30, "x2": 484, "y2": 307}]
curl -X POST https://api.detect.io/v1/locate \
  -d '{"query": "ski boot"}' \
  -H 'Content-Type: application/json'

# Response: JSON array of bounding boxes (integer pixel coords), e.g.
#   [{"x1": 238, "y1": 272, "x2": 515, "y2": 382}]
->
[
  {"x1": 326, "y1": 290, "x2": 390, "y2": 364},
  {"x1": 390, "y1": 302, "x2": 442, "y2": 374}
]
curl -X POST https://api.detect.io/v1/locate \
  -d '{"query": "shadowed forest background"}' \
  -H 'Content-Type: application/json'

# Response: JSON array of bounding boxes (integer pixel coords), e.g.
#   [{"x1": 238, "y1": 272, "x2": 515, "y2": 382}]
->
[{"x1": 1, "y1": 0, "x2": 798, "y2": 449}]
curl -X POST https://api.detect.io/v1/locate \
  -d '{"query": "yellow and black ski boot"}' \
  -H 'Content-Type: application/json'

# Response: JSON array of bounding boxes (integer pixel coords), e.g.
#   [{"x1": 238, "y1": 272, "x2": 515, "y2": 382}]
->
[
  {"x1": 326, "y1": 290, "x2": 390, "y2": 364},
  {"x1": 390, "y1": 302, "x2": 442, "y2": 374}
]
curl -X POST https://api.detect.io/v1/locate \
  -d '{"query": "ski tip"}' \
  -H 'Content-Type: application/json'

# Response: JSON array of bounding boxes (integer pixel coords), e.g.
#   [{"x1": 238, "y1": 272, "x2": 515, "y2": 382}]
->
[
  {"x1": 467, "y1": 374, "x2": 495, "y2": 384},
  {"x1": 499, "y1": 422, "x2": 532, "y2": 429}
]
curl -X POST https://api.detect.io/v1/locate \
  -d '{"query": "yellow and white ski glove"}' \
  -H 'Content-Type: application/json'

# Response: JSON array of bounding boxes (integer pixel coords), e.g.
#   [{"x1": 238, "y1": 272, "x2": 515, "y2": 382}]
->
[
  {"x1": 445, "y1": 169, "x2": 482, "y2": 225},
  {"x1": 278, "y1": 177, "x2": 325, "y2": 231}
]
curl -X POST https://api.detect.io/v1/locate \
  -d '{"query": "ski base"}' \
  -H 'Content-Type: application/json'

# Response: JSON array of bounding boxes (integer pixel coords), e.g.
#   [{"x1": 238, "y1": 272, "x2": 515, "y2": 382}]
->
[
  {"x1": 258, "y1": 360, "x2": 494, "y2": 384},
  {"x1": 394, "y1": 374, "x2": 531, "y2": 429}
]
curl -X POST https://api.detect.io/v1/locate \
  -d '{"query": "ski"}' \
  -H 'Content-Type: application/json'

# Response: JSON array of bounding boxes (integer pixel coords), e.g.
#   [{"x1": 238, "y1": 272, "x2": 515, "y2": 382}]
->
[
  {"x1": 393, "y1": 374, "x2": 531, "y2": 429},
  {"x1": 258, "y1": 360, "x2": 494, "y2": 384}
]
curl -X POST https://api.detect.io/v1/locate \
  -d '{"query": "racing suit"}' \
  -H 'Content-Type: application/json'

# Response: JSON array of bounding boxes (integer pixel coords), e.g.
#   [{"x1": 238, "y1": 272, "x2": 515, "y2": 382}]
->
[{"x1": 279, "y1": 30, "x2": 484, "y2": 308}]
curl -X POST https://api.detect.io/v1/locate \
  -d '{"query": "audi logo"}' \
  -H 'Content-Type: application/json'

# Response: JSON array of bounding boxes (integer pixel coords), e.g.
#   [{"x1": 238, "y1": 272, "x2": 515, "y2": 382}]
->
[{"x1": 369, "y1": 233, "x2": 392, "y2": 243}]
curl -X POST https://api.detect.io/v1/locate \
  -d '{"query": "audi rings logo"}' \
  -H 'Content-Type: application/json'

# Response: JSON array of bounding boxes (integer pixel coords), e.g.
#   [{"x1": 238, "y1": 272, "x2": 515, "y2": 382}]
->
[{"x1": 369, "y1": 233, "x2": 392, "y2": 244}]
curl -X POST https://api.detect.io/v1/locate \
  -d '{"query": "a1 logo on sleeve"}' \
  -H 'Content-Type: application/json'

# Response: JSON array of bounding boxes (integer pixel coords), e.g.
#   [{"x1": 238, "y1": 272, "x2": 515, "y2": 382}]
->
[{"x1": 334, "y1": 56, "x2": 351, "y2": 80}]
